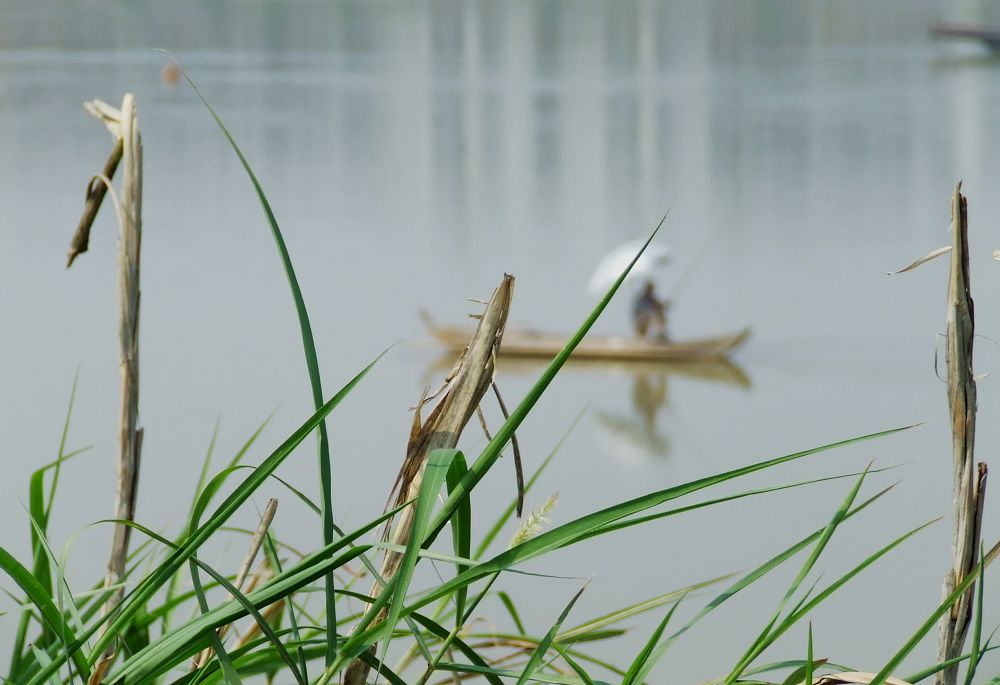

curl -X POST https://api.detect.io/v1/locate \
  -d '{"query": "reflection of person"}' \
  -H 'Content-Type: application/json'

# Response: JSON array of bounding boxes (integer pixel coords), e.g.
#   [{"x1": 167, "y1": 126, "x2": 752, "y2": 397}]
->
[
  {"x1": 632, "y1": 372, "x2": 668, "y2": 433},
  {"x1": 632, "y1": 280, "x2": 669, "y2": 340}
]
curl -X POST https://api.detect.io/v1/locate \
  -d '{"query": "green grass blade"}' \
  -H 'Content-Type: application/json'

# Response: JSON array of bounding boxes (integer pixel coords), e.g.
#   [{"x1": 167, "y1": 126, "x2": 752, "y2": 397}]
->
[
  {"x1": 560, "y1": 577, "x2": 726, "y2": 642},
  {"x1": 962, "y1": 544, "x2": 986, "y2": 685},
  {"x1": 446, "y1": 453, "x2": 471, "y2": 625},
  {"x1": 475, "y1": 409, "x2": 584, "y2": 559},
  {"x1": 410, "y1": 611, "x2": 505, "y2": 685},
  {"x1": 0, "y1": 547, "x2": 90, "y2": 681},
  {"x1": 334, "y1": 438, "x2": 905, "y2": 671},
  {"x1": 726, "y1": 466, "x2": 871, "y2": 682},
  {"x1": 105, "y1": 502, "x2": 409, "y2": 684},
  {"x1": 517, "y1": 584, "x2": 588, "y2": 685},
  {"x1": 12, "y1": 377, "x2": 83, "y2": 672},
  {"x1": 904, "y1": 636, "x2": 999, "y2": 683},
  {"x1": 264, "y1": 530, "x2": 309, "y2": 683},
  {"x1": 165, "y1": 413, "x2": 274, "y2": 635},
  {"x1": 805, "y1": 624, "x2": 814, "y2": 685},
  {"x1": 582, "y1": 468, "x2": 895, "y2": 542},
  {"x1": 27, "y1": 516, "x2": 88, "y2": 657},
  {"x1": 552, "y1": 644, "x2": 596, "y2": 685},
  {"x1": 27, "y1": 469, "x2": 54, "y2": 643},
  {"x1": 189, "y1": 556, "x2": 243, "y2": 685},
  {"x1": 621, "y1": 594, "x2": 683, "y2": 685},
  {"x1": 379, "y1": 449, "x2": 458, "y2": 672},
  {"x1": 436, "y1": 436, "x2": 903, "y2": 611},
  {"x1": 46, "y1": 370, "x2": 79, "y2": 522},
  {"x1": 438, "y1": 662, "x2": 590, "y2": 684},
  {"x1": 112, "y1": 520, "x2": 304, "y2": 685},
  {"x1": 29, "y1": 645, "x2": 62, "y2": 685},
  {"x1": 162, "y1": 420, "x2": 218, "y2": 637},
  {"x1": 23, "y1": 354, "x2": 383, "y2": 685},
  {"x1": 869, "y1": 555, "x2": 983, "y2": 685},
  {"x1": 641, "y1": 485, "x2": 896, "y2": 669},
  {"x1": 771, "y1": 519, "x2": 937, "y2": 651},
  {"x1": 429, "y1": 219, "x2": 668, "y2": 549},
  {"x1": 172, "y1": 55, "x2": 339, "y2": 665},
  {"x1": 498, "y1": 591, "x2": 527, "y2": 635},
  {"x1": 192, "y1": 420, "x2": 221, "y2": 515}
]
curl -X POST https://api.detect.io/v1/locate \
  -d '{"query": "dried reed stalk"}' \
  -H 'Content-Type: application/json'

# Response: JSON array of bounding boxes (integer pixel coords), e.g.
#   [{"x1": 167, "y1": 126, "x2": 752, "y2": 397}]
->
[
  {"x1": 936, "y1": 183, "x2": 988, "y2": 685},
  {"x1": 192, "y1": 498, "x2": 278, "y2": 669},
  {"x1": 68, "y1": 95, "x2": 144, "y2": 624},
  {"x1": 342, "y1": 274, "x2": 514, "y2": 685},
  {"x1": 68, "y1": 95, "x2": 142, "y2": 683}
]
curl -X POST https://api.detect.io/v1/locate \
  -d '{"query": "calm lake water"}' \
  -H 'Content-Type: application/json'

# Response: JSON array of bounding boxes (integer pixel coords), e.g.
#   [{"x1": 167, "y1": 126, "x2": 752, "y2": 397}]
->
[{"x1": 2, "y1": 1, "x2": 999, "y2": 681}]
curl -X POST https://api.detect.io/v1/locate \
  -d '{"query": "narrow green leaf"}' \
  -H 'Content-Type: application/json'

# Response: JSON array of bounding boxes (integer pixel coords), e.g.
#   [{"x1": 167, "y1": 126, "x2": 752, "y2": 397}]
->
[
  {"x1": 335, "y1": 446, "x2": 904, "y2": 673},
  {"x1": 622, "y1": 594, "x2": 683, "y2": 685},
  {"x1": 438, "y1": 661, "x2": 592, "y2": 684},
  {"x1": 517, "y1": 584, "x2": 587, "y2": 685},
  {"x1": 13, "y1": 375, "x2": 81, "y2": 672},
  {"x1": 560, "y1": 576, "x2": 727, "y2": 642},
  {"x1": 47, "y1": 370, "x2": 79, "y2": 521},
  {"x1": 727, "y1": 466, "x2": 870, "y2": 682},
  {"x1": 498, "y1": 591, "x2": 527, "y2": 635},
  {"x1": 446, "y1": 452, "x2": 471, "y2": 625},
  {"x1": 172, "y1": 54, "x2": 339, "y2": 665},
  {"x1": 638, "y1": 485, "x2": 896, "y2": 669},
  {"x1": 26, "y1": 355, "x2": 382, "y2": 685},
  {"x1": 380, "y1": 449, "x2": 458, "y2": 671},
  {"x1": 806, "y1": 624, "x2": 815, "y2": 685},
  {"x1": 430, "y1": 219, "x2": 670, "y2": 550},
  {"x1": 410, "y1": 611, "x2": 505, "y2": 685},
  {"x1": 27, "y1": 468, "x2": 53, "y2": 643},
  {"x1": 165, "y1": 414, "x2": 272, "y2": 635},
  {"x1": 475, "y1": 409, "x2": 584, "y2": 559},
  {"x1": 29, "y1": 645, "x2": 62, "y2": 685},
  {"x1": 552, "y1": 644, "x2": 596, "y2": 685},
  {"x1": 905, "y1": 641, "x2": 999, "y2": 683},
  {"x1": 105, "y1": 501, "x2": 408, "y2": 684},
  {"x1": 773, "y1": 519, "x2": 937, "y2": 646},
  {"x1": 264, "y1": 530, "x2": 308, "y2": 683},
  {"x1": 189, "y1": 557, "x2": 243, "y2": 685},
  {"x1": 869, "y1": 558, "x2": 983, "y2": 685},
  {"x1": 962, "y1": 544, "x2": 986, "y2": 685},
  {"x1": 122, "y1": 519, "x2": 307, "y2": 685},
  {"x1": 0, "y1": 547, "x2": 90, "y2": 681}
]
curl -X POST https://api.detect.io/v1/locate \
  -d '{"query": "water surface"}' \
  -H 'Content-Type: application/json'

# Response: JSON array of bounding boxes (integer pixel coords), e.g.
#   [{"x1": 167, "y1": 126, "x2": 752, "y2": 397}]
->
[{"x1": 2, "y1": 1, "x2": 999, "y2": 681}]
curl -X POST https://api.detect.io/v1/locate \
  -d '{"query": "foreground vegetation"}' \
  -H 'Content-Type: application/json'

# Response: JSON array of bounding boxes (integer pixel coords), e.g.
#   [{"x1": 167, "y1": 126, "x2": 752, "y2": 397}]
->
[{"x1": 2, "y1": 72, "x2": 996, "y2": 685}]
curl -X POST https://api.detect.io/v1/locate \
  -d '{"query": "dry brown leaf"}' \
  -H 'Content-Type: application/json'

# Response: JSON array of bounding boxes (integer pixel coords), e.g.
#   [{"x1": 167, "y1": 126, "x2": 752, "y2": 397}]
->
[
  {"x1": 87, "y1": 647, "x2": 115, "y2": 685},
  {"x1": 814, "y1": 671, "x2": 914, "y2": 685},
  {"x1": 887, "y1": 245, "x2": 952, "y2": 275}
]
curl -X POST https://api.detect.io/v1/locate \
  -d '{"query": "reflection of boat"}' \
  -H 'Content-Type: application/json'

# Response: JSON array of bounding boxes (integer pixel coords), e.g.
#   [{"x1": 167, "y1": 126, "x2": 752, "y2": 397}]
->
[
  {"x1": 422, "y1": 313, "x2": 750, "y2": 363},
  {"x1": 931, "y1": 23, "x2": 1000, "y2": 50},
  {"x1": 438, "y1": 355, "x2": 752, "y2": 389}
]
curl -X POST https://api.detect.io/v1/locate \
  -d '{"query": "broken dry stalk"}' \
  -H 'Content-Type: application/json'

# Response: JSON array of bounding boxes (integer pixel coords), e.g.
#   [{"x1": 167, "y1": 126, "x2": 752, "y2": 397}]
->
[
  {"x1": 192, "y1": 498, "x2": 278, "y2": 669},
  {"x1": 67, "y1": 96, "x2": 145, "y2": 642},
  {"x1": 342, "y1": 274, "x2": 514, "y2": 685},
  {"x1": 67, "y1": 137, "x2": 123, "y2": 267},
  {"x1": 936, "y1": 183, "x2": 988, "y2": 685}
]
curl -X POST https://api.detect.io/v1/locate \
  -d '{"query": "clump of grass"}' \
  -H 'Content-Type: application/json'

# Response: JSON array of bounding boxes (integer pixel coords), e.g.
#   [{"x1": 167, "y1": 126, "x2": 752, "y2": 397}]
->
[{"x1": 2, "y1": 68, "x2": 998, "y2": 685}]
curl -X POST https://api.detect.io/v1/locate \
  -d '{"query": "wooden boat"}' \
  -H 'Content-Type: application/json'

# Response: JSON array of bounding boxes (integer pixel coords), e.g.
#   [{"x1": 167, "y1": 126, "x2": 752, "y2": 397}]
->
[
  {"x1": 422, "y1": 312, "x2": 750, "y2": 363},
  {"x1": 930, "y1": 23, "x2": 1000, "y2": 50}
]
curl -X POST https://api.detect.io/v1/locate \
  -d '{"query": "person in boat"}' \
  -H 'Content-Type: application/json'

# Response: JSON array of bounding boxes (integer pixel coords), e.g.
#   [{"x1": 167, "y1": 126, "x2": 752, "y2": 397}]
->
[{"x1": 633, "y1": 279, "x2": 669, "y2": 341}]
